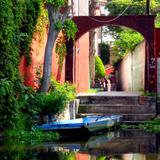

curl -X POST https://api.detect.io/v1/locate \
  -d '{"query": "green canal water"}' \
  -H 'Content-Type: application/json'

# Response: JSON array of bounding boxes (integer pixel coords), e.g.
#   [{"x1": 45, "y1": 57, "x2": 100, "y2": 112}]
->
[{"x1": 0, "y1": 130, "x2": 160, "y2": 160}]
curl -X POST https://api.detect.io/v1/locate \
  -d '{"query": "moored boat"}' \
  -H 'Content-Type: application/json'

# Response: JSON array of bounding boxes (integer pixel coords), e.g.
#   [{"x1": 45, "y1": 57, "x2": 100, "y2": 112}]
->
[{"x1": 36, "y1": 115, "x2": 122, "y2": 134}]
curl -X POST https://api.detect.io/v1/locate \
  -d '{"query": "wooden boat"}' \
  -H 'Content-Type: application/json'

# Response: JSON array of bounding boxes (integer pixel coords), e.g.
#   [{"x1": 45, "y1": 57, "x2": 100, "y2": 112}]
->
[{"x1": 36, "y1": 115, "x2": 122, "y2": 134}]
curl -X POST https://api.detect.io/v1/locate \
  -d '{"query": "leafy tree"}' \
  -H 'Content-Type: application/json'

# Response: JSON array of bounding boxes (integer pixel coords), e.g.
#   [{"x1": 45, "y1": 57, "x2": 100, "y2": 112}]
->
[
  {"x1": 95, "y1": 56, "x2": 106, "y2": 79},
  {"x1": 106, "y1": 0, "x2": 160, "y2": 27},
  {"x1": 40, "y1": 0, "x2": 77, "y2": 92},
  {"x1": 114, "y1": 29, "x2": 143, "y2": 56},
  {"x1": 106, "y1": 0, "x2": 158, "y2": 15},
  {"x1": 99, "y1": 43, "x2": 110, "y2": 65}
]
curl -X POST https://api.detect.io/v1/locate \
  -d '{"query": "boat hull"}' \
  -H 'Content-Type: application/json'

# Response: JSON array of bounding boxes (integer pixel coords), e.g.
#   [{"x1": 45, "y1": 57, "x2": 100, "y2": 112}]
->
[{"x1": 36, "y1": 115, "x2": 122, "y2": 135}]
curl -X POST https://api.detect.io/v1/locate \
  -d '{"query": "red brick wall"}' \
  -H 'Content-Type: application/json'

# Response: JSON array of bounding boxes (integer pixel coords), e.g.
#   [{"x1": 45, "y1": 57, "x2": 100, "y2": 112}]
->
[
  {"x1": 74, "y1": 33, "x2": 90, "y2": 93},
  {"x1": 19, "y1": 29, "x2": 90, "y2": 93},
  {"x1": 155, "y1": 28, "x2": 160, "y2": 57},
  {"x1": 19, "y1": 29, "x2": 65, "y2": 89},
  {"x1": 155, "y1": 28, "x2": 160, "y2": 93}
]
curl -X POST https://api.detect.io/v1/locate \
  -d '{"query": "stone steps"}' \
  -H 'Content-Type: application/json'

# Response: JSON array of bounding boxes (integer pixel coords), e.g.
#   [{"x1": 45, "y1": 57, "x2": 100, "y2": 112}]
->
[
  {"x1": 77, "y1": 93, "x2": 157, "y2": 123},
  {"x1": 78, "y1": 113, "x2": 155, "y2": 123},
  {"x1": 78, "y1": 96, "x2": 140, "y2": 105},
  {"x1": 78, "y1": 104, "x2": 156, "y2": 114}
]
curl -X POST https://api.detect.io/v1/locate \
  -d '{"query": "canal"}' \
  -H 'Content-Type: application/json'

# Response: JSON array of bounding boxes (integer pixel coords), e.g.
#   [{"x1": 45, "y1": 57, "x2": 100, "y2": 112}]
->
[{"x1": 0, "y1": 130, "x2": 160, "y2": 160}]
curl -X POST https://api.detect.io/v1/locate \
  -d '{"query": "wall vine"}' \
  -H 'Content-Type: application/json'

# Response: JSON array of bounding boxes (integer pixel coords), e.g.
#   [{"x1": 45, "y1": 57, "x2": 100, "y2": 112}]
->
[
  {"x1": 55, "y1": 19, "x2": 78, "y2": 72},
  {"x1": 0, "y1": 0, "x2": 44, "y2": 130}
]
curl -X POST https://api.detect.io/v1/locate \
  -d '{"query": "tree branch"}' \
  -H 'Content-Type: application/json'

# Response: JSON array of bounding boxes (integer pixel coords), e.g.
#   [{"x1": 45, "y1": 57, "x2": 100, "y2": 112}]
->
[{"x1": 62, "y1": 5, "x2": 73, "y2": 23}]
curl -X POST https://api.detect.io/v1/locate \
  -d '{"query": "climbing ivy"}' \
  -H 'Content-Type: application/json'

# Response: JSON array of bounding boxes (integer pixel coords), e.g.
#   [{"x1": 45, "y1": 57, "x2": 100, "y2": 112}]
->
[
  {"x1": 55, "y1": 35, "x2": 67, "y2": 71},
  {"x1": 63, "y1": 19, "x2": 78, "y2": 41},
  {"x1": 0, "y1": 0, "x2": 77, "y2": 130},
  {"x1": 55, "y1": 20, "x2": 77, "y2": 71},
  {"x1": 19, "y1": 0, "x2": 43, "y2": 63},
  {"x1": 0, "y1": 0, "x2": 44, "y2": 131},
  {"x1": 46, "y1": 0, "x2": 67, "y2": 9},
  {"x1": 42, "y1": 0, "x2": 78, "y2": 78},
  {"x1": 0, "y1": 0, "x2": 21, "y2": 130}
]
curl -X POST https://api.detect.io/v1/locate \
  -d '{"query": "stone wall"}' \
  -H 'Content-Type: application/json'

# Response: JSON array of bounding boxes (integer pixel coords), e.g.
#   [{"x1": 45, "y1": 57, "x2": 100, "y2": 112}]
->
[
  {"x1": 56, "y1": 99, "x2": 80, "y2": 121},
  {"x1": 117, "y1": 41, "x2": 145, "y2": 92}
]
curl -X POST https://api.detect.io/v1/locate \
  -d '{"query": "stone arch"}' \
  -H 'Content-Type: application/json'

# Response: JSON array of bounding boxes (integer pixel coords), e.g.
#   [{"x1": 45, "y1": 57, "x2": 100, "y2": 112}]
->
[{"x1": 65, "y1": 15, "x2": 157, "y2": 92}]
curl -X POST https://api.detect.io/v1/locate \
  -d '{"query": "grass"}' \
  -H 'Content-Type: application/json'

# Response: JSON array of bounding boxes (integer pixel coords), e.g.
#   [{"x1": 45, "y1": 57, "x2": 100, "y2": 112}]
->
[
  {"x1": 86, "y1": 88, "x2": 103, "y2": 93},
  {"x1": 121, "y1": 118, "x2": 160, "y2": 133}
]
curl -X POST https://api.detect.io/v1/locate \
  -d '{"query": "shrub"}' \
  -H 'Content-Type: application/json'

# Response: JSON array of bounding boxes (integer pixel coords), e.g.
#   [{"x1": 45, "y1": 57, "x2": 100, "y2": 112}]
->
[
  {"x1": 99, "y1": 42, "x2": 110, "y2": 65},
  {"x1": 27, "y1": 80, "x2": 76, "y2": 119},
  {"x1": 95, "y1": 55, "x2": 106, "y2": 79},
  {"x1": 0, "y1": 0, "x2": 44, "y2": 131}
]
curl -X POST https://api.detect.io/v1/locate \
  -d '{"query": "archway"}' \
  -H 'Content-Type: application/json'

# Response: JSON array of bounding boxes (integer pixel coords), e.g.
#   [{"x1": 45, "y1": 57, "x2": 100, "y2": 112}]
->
[{"x1": 65, "y1": 15, "x2": 157, "y2": 92}]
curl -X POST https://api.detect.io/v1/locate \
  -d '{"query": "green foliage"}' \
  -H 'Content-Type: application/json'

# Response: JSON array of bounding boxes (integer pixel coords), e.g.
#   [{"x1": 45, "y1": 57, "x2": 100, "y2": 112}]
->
[
  {"x1": 55, "y1": 36, "x2": 67, "y2": 71},
  {"x1": 96, "y1": 156, "x2": 107, "y2": 160},
  {"x1": 105, "y1": 0, "x2": 160, "y2": 56},
  {"x1": 54, "y1": 20, "x2": 63, "y2": 30},
  {"x1": 0, "y1": 0, "x2": 44, "y2": 132},
  {"x1": 0, "y1": 129, "x2": 59, "y2": 160},
  {"x1": 155, "y1": 13, "x2": 160, "y2": 28},
  {"x1": 0, "y1": 0, "x2": 77, "y2": 139},
  {"x1": 55, "y1": 20, "x2": 77, "y2": 72},
  {"x1": 143, "y1": 92, "x2": 158, "y2": 97},
  {"x1": 106, "y1": 0, "x2": 157, "y2": 15},
  {"x1": 0, "y1": 0, "x2": 22, "y2": 131},
  {"x1": 35, "y1": 2, "x2": 48, "y2": 32},
  {"x1": 50, "y1": 79, "x2": 76, "y2": 101},
  {"x1": 106, "y1": 0, "x2": 160, "y2": 28},
  {"x1": 0, "y1": 79, "x2": 20, "y2": 130},
  {"x1": 58, "y1": 151, "x2": 76, "y2": 160},
  {"x1": 4, "y1": 129, "x2": 59, "y2": 145},
  {"x1": 95, "y1": 56, "x2": 106, "y2": 79},
  {"x1": 86, "y1": 88, "x2": 100, "y2": 93},
  {"x1": 106, "y1": 0, "x2": 146, "y2": 15},
  {"x1": 114, "y1": 29, "x2": 143, "y2": 57},
  {"x1": 47, "y1": 0, "x2": 67, "y2": 9},
  {"x1": 19, "y1": 0, "x2": 43, "y2": 63},
  {"x1": 99, "y1": 43, "x2": 110, "y2": 65},
  {"x1": 121, "y1": 118, "x2": 160, "y2": 133},
  {"x1": 34, "y1": 1, "x2": 48, "y2": 44},
  {"x1": 45, "y1": 3, "x2": 78, "y2": 80},
  {"x1": 63, "y1": 19, "x2": 78, "y2": 41},
  {"x1": 28, "y1": 80, "x2": 76, "y2": 115}
]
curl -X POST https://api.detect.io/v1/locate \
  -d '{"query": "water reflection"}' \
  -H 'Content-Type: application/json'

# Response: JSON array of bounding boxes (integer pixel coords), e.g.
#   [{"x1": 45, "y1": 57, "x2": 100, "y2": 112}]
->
[{"x1": 0, "y1": 130, "x2": 160, "y2": 160}]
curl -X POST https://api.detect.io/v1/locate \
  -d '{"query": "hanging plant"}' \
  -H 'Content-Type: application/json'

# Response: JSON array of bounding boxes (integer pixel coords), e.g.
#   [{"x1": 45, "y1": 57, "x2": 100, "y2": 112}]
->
[
  {"x1": 55, "y1": 34, "x2": 67, "y2": 71},
  {"x1": 63, "y1": 19, "x2": 78, "y2": 41},
  {"x1": 55, "y1": 19, "x2": 77, "y2": 72}
]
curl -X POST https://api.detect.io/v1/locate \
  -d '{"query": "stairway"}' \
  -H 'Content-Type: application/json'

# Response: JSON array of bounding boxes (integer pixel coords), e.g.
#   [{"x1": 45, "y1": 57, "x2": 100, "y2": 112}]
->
[{"x1": 76, "y1": 92, "x2": 157, "y2": 123}]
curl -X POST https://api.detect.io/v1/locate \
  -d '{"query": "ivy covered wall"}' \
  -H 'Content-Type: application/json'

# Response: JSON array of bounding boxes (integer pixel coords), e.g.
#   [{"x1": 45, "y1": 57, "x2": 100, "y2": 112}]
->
[{"x1": 0, "y1": 0, "x2": 43, "y2": 130}]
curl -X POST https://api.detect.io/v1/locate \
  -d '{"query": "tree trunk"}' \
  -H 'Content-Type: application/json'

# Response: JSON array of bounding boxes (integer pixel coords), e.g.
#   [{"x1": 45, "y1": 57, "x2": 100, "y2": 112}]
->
[
  {"x1": 40, "y1": 10, "x2": 59, "y2": 92},
  {"x1": 89, "y1": 0, "x2": 96, "y2": 86},
  {"x1": 39, "y1": 4, "x2": 71, "y2": 92}
]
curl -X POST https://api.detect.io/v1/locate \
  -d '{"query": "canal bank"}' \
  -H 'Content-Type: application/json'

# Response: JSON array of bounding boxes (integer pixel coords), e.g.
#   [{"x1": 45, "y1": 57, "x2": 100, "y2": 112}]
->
[{"x1": 76, "y1": 91, "x2": 157, "y2": 123}]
